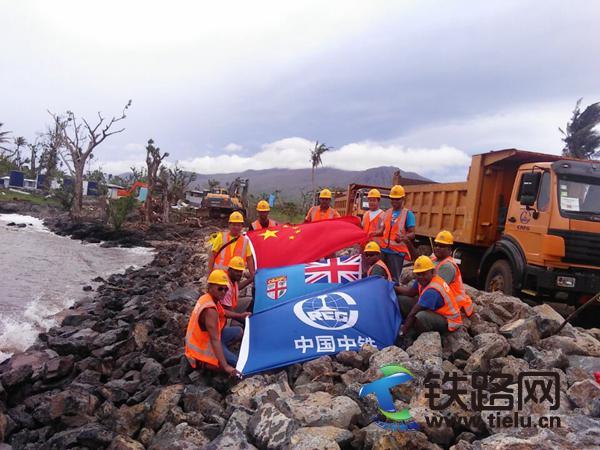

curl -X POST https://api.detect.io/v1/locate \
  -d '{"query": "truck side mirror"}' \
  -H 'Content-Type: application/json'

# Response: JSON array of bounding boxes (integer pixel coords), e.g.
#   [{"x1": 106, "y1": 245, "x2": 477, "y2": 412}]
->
[{"x1": 518, "y1": 172, "x2": 541, "y2": 207}]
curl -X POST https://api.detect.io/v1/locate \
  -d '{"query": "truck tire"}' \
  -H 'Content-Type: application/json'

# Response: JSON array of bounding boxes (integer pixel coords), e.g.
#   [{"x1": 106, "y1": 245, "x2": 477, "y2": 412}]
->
[{"x1": 484, "y1": 259, "x2": 514, "y2": 296}]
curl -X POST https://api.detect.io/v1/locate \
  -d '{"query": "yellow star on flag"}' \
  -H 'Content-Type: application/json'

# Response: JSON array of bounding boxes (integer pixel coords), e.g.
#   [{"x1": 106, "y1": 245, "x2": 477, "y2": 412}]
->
[
  {"x1": 260, "y1": 229, "x2": 279, "y2": 240},
  {"x1": 289, "y1": 235, "x2": 295, "y2": 240}
]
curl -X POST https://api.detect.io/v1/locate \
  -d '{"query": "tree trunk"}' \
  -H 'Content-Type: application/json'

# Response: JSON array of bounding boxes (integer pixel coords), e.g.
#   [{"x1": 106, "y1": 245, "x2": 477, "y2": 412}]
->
[
  {"x1": 311, "y1": 167, "x2": 315, "y2": 206},
  {"x1": 145, "y1": 178, "x2": 153, "y2": 223},
  {"x1": 72, "y1": 159, "x2": 84, "y2": 220}
]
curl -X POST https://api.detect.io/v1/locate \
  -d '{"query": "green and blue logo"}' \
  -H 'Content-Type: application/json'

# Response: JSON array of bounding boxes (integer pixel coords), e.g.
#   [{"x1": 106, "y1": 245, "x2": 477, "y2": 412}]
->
[{"x1": 359, "y1": 364, "x2": 419, "y2": 430}]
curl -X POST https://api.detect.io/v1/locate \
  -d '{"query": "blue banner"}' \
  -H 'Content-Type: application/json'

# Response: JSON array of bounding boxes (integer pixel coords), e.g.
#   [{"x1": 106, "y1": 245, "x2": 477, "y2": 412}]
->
[
  {"x1": 254, "y1": 255, "x2": 362, "y2": 313},
  {"x1": 236, "y1": 277, "x2": 401, "y2": 375}
]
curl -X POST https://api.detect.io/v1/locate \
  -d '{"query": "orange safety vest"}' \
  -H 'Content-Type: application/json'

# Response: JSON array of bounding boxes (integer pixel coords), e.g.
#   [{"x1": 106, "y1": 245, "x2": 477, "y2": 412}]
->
[
  {"x1": 418, "y1": 275, "x2": 463, "y2": 331},
  {"x1": 437, "y1": 256, "x2": 474, "y2": 317},
  {"x1": 213, "y1": 231, "x2": 249, "y2": 270},
  {"x1": 184, "y1": 293, "x2": 227, "y2": 368},
  {"x1": 306, "y1": 206, "x2": 339, "y2": 222},
  {"x1": 367, "y1": 259, "x2": 392, "y2": 281},
  {"x1": 251, "y1": 219, "x2": 278, "y2": 230},
  {"x1": 362, "y1": 210, "x2": 384, "y2": 245},
  {"x1": 226, "y1": 275, "x2": 239, "y2": 310},
  {"x1": 380, "y1": 208, "x2": 411, "y2": 258}
]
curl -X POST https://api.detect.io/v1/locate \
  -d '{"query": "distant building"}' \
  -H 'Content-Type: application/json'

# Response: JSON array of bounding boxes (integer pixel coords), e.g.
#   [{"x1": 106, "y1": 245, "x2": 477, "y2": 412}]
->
[
  {"x1": 185, "y1": 190, "x2": 205, "y2": 206},
  {"x1": 106, "y1": 183, "x2": 125, "y2": 199},
  {"x1": 22, "y1": 179, "x2": 37, "y2": 190}
]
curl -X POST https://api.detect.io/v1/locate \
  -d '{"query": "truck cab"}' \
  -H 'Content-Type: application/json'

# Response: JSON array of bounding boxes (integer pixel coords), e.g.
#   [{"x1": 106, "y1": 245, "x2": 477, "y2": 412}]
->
[{"x1": 491, "y1": 159, "x2": 600, "y2": 301}]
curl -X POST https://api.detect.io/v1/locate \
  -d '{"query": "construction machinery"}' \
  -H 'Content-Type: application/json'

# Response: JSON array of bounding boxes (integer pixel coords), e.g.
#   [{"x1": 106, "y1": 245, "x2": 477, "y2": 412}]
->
[
  {"x1": 399, "y1": 149, "x2": 600, "y2": 304},
  {"x1": 200, "y1": 177, "x2": 249, "y2": 219}
]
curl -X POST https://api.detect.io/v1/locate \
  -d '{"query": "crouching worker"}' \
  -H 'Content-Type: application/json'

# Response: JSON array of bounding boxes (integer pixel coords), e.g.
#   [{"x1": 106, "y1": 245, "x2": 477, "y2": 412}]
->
[
  {"x1": 363, "y1": 241, "x2": 392, "y2": 281},
  {"x1": 222, "y1": 256, "x2": 254, "y2": 314},
  {"x1": 432, "y1": 230, "x2": 474, "y2": 317},
  {"x1": 185, "y1": 270, "x2": 251, "y2": 377},
  {"x1": 396, "y1": 256, "x2": 462, "y2": 337}
]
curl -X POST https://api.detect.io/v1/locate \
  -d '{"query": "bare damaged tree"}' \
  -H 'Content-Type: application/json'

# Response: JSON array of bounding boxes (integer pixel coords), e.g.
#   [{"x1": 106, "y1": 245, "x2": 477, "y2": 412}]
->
[
  {"x1": 145, "y1": 139, "x2": 169, "y2": 223},
  {"x1": 560, "y1": 98, "x2": 600, "y2": 159},
  {"x1": 38, "y1": 120, "x2": 65, "y2": 190},
  {"x1": 309, "y1": 141, "x2": 332, "y2": 204},
  {"x1": 50, "y1": 100, "x2": 131, "y2": 219}
]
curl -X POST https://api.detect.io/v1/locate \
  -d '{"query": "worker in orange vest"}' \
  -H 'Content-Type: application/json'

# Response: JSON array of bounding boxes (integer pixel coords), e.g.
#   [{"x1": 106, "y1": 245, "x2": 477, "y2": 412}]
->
[
  {"x1": 222, "y1": 256, "x2": 254, "y2": 312},
  {"x1": 363, "y1": 189, "x2": 384, "y2": 240},
  {"x1": 184, "y1": 269, "x2": 251, "y2": 376},
  {"x1": 251, "y1": 200, "x2": 279, "y2": 230},
  {"x1": 208, "y1": 211, "x2": 255, "y2": 279},
  {"x1": 305, "y1": 189, "x2": 341, "y2": 222},
  {"x1": 363, "y1": 241, "x2": 392, "y2": 281},
  {"x1": 373, "y1": 185, "x2": 416, "y2": 283},
  {"x1": 397, "y1": 256, "x2": 462, "y2": 336},
  {"x1": 432, "y1": 230, "x2": 474, "y2": 317}
]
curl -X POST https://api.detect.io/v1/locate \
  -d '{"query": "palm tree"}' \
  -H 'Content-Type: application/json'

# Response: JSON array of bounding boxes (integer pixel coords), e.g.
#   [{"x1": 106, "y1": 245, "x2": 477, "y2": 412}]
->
[
  {"x1": 560, "y1": 98, "x2": 600, "y2": 159},
  {"x1": 310, "y1": 141, "x2": 332, "y2": 203},
  {"x1": 0, "y1": 123, "x2": 11, "y2": 152}
]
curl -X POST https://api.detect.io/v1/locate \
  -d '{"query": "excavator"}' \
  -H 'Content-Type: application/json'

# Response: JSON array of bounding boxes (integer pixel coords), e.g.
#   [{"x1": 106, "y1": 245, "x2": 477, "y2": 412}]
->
[{"x1": 200, "y1": 177, "x2": 249, "y2": 219}]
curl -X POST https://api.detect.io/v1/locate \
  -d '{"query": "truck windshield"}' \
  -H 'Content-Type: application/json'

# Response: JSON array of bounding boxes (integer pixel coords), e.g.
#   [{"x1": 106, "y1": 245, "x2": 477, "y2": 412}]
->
[{"x1": 557, "y1": 176, "x2": 600, "y2": 217}]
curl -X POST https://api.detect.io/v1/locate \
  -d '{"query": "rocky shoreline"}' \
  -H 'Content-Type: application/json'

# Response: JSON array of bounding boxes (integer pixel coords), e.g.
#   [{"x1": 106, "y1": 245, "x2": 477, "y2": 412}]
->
[{"x1": 1, "y1": 210, "x2": 600, "y2": 448}]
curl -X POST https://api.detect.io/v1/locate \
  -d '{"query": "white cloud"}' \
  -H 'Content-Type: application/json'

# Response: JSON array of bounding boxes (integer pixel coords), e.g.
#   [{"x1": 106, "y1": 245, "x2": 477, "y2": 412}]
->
[
  {"x1": 224, "y1": 143, "x2": 243, "y2": 152},
  {"x1": 170, "y1": 137, "x2": 470, "y2": 180}
]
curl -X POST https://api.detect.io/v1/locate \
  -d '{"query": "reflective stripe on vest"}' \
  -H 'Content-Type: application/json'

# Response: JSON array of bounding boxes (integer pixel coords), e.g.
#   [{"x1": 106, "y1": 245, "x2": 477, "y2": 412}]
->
[
  {"x1": 213, "y1": 231, "x2": 248, "y2": 270},
  {"x1": 309, "y1": 206, "x2": 335, "y2": 222},
  {"x1": 420, "y1": 275, "x2": 463, "y2": 331},
  {"x1": 362, "y1": 210, "x2": 384, "y2": 234},
  {"x1": 251, "y1": 219, "x2": 277, "y2": 230},
  {"x1": 367, "y1": 259, "x2": 392, "y2": 281},
  {"x1": 184, "y1": 293, "x2": 226, "y2": 367},
  {"x1": 438, "y1": 257, "x2": 474, "y2": 317},
  {"x1": 380, "y1": 208, "x2": 410, "y2": 256}
]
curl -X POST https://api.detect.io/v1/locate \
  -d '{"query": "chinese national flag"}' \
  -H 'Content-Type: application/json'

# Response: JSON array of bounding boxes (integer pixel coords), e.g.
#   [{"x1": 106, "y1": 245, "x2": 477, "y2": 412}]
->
[{"x1": 247, "y1": 216, "x2": 367, "y2": 268}]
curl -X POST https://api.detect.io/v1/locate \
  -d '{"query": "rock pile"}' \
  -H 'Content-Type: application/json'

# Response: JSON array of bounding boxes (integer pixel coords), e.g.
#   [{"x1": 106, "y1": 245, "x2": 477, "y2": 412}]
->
[{"x1": 1, "y1": 229, "x2": 600, "y2": 449}]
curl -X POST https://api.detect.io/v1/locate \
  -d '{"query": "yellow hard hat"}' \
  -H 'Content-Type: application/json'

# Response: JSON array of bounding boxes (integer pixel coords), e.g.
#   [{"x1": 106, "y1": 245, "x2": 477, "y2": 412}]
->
[
  {"x1": 256, "y1": 200, "x2": 270, "y2": 212},
  {"x1": 207, "y1": 269, "x2": 230, "y2": 286},
  {"x1": 229, "y1": 211, "x2": 244, "y2": 223},
  {"x1": 367, "y1": 189, "x2": 381, "y2": 199},
  {"x1": 389, "y1": 185, "x2": 406, "y2": 199},
  {"x1": 434, "y1": 230, "x2": 454, "y2": 246},
  {"x1": 319, "y1": 188, "x2": 332, "y2": 199},
  {"x1": 413, "y1": 255, "x2": 435, "y2": 273},
  {"x1": 364, "y1": 241, "x2": 381, "y2": 253},
  {"x1": 228, "y1": 256, "x2": 246, "y2": 271}
]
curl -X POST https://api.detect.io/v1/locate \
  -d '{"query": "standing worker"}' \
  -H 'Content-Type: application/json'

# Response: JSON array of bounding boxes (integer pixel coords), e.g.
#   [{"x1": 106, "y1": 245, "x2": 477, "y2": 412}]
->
[
  {"x1": 305, "y1": 188, "x2": 341, "y2": 222},
  {"x1": 374, "y1": 185, "x2": 416, "y2": 283},
  {"x1": 432, "y1": 230, "x2": 474, "y2": 317},
  {"x1": 184, "y1": 269, "x2": 251, "y2": 376},
  {"x1": 363, "y1": 241, "x2": 392, "y2": 281},
  {"x1": 209, "y1": 211, "x2": 255, "y2": 279},
  {"x1": 222, "y1": 256, "x2": 254, "y2": 313},
  {"x1": 397, "y1": 256, "x2": 462, "y2": 336},
  {"x1": 363, "y1": 189, "x2": 384, "y2": 240},
  {"x1": 250, "y1": 200, "x2": 279, "y2": 230}
]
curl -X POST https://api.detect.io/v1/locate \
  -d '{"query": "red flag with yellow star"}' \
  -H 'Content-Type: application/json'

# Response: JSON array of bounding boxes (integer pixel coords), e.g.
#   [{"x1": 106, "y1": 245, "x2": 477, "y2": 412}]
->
[{"x1": 246, "y1": 216, "x2": 367, "y2": 268}]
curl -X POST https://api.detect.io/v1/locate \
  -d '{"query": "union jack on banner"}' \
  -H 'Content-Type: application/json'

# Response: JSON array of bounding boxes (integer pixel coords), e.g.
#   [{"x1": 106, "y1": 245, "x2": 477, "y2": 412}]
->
[{"x1": 304, "y1": 255, "x2": 362, "y2": 284}]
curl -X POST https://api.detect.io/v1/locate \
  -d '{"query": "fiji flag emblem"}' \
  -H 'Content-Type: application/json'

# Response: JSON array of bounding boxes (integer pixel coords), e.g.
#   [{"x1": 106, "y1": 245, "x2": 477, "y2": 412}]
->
[{"x1": 266, "y1": 276, "x2": 287, "y2": 300}]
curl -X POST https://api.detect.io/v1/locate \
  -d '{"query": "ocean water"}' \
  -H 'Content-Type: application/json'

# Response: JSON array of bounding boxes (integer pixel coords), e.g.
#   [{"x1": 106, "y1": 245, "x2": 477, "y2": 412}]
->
[{"x1": 0, "y1": 214, "x2": 154, "y2": 362}]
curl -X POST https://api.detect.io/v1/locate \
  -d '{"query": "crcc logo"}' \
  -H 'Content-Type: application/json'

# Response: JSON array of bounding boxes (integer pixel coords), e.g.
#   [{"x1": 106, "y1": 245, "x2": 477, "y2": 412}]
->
[{"x1": 293, "y1": 292, "x2": 359, "y2": 330}]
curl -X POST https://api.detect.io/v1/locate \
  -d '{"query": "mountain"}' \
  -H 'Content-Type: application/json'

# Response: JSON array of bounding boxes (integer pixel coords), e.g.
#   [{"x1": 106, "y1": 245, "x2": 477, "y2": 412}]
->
[{"x1": 189, "y1": 166, "x2": 430, "y2": 200}]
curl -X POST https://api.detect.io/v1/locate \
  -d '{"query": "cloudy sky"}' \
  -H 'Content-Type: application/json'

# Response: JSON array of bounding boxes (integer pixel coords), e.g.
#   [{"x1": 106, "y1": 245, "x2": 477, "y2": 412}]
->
[{"x1": 1, "y1": 0, "x2": 599, "y2": 181}]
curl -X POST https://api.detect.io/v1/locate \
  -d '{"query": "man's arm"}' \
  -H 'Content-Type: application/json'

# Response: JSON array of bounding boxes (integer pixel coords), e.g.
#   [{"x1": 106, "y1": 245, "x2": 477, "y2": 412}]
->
[
  {"x1": 437, "y1": 261, "x2": 456, "y2": 285},
  {"x1": 400, "y1": 302, "x2": 425, "y2": 334},
  {"x1": 239, "y1": 276, "x2": 254, "y2": 291},
  {"x1": 208, "y1": 252, "x2": 216, "y2": 273},
  {"x1": 223, "y1": 309, "x2": 252, "y2": 322},
  {"x1": 246, "y1": 254, "x2": 255, "y2": 278},
  {"x1": 395, "y1": 283, "x2": 419, "y2": 297},
  {"x1": 202, "y1": 309, "x2": 237, "y2": 375},
  {"x1": 304, "y1": 207, "x2": 313, "y2": 223}
]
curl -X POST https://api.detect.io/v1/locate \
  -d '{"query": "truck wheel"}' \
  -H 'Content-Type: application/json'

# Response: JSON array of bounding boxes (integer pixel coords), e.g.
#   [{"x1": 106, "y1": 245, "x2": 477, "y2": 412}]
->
[{"x1": 485, "y1": 259, "x2": 514, "y2": 296}]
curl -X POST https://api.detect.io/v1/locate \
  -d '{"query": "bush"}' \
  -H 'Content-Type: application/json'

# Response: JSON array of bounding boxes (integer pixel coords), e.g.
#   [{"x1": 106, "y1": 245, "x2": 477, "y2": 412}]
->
[
  {"x1": 107, "y1": 195, "x2": 137, "y2": 231},
  {"x1": 52, "y1": 181, "x2": 75, "y2": 210}
]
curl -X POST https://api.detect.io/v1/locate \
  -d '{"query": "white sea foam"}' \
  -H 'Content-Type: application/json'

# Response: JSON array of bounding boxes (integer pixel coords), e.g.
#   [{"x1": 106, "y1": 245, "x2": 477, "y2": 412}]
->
[{"x1": 0, "y1": 213, "x2": 49, "y2": 232}]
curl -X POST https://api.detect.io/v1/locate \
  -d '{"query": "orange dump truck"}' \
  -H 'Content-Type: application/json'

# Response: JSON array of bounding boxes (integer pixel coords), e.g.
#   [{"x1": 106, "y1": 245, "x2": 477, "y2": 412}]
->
[{"x1": 399, "y1": 148, "x2": 600, "y2": 303}]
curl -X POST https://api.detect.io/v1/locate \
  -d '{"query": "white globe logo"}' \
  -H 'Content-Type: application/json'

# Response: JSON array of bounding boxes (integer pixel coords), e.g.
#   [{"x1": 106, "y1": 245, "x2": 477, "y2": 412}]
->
[{"x1": 293, "y1": 292, "x2": 359, "y2": 330}]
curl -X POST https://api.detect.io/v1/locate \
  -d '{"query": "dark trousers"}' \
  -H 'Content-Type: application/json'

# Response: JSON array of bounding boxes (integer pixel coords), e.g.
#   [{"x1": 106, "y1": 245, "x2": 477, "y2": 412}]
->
[
  {"x1": 397, "y1": 295, "x2": 448, "y2": 334},
  {"x1": 383, "y1": 252, "x2": 405, "y2": 284}
]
